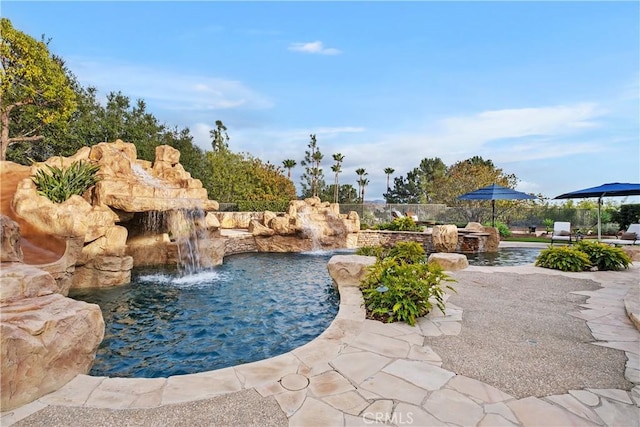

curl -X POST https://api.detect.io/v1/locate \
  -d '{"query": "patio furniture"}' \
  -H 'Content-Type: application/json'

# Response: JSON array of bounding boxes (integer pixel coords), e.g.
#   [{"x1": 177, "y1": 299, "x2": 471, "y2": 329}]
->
[
  {"x1": 551, "y1": 222, "x2": 573, "y2": 245},
  {"x1": 600, "y1": 224, "x2": 640, "y2": 246}
]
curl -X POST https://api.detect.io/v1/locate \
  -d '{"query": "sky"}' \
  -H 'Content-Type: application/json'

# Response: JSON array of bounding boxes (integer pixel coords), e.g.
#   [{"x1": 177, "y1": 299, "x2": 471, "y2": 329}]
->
[{"x1": 4, "y1": 1, "x2": 639, "y2": 202}]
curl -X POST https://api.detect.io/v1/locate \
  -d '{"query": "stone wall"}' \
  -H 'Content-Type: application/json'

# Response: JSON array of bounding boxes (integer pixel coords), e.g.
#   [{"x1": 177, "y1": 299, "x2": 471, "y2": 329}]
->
[
  {"x1": 357, "y1": 227, "x2": 499, "y2": 254},
  {"x1": 223, "y1": 234, "x2": 259, "y2": 256},
  {"x1": 357, "y1": 230, "x2": 435, "y2": 252}
]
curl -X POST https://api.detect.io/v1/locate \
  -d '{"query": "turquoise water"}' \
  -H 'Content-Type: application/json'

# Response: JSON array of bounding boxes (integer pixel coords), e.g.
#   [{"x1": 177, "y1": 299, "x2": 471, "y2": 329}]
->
[{"x1": 70, "y1": 252, "x2": 340, "y2": 378}]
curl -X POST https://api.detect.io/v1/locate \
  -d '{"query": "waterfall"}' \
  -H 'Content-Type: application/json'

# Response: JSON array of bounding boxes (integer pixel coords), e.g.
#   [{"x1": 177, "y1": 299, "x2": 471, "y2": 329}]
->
[
  {"x1": 165, "y1": 208, "x2": 207, "y2": 276},
  {"x1": 139, "y1": 208, "x2": 208, "y2": 276},
  {"x1": 298, "y1": 212, "x2": 323, "y2": 252}
]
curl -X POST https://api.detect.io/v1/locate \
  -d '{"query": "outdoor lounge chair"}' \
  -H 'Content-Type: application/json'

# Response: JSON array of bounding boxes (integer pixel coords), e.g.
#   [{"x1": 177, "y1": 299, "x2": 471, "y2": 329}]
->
[
  {"x1": 550, "y1": 221, "x2": 572, "y2": 245},
  {"x1": 600, "y1": 224, "x2": 640, "y2": 246}
]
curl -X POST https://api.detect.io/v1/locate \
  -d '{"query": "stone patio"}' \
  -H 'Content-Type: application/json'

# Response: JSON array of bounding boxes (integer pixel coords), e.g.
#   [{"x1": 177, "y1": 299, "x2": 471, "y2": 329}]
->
[{"x1": 2, "y1": 260, "x2": 639, "y2": 426}]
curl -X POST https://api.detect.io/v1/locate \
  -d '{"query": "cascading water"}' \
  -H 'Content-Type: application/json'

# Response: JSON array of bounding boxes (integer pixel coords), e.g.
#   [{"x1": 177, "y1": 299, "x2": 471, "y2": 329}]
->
[
  {"x1": 170, "y1": 208, "x2": 207, "y2": 276},
  {"x1": 298, "y1": 212, "x2": 323, "y2": 252},
  {"x1": 129, "y1": 163, "x2": 208, "y2": 275}
]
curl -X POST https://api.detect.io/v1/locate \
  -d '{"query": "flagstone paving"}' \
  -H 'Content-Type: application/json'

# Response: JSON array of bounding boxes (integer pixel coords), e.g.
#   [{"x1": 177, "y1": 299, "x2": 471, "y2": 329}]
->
[{"x1": 2, "y1": 263, "x2": 639, "y2": 426}]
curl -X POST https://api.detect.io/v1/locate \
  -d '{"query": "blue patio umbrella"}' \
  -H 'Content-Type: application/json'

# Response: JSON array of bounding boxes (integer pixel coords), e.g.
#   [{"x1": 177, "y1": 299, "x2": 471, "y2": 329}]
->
[
  {"x1": 554, "y1": 182, "x2": 640, "y2": 239},
  {"x1": 458, "y1": 183, "x2": 537, "y2": 227}
]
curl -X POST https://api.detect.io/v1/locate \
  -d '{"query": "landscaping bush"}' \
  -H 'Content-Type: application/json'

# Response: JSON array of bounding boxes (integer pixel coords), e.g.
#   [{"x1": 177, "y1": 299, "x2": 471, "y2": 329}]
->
[
  {"x1": 360, "y1": 242, "x2": 455, "y2": 326},
  {"x1": 236, "y1": 199, "x2": 290, "y2": 212},
  {"x1": 611, "y1": 204, "x2": 640, "y2": 231},
  {"x1": 575, "y1": 240, "x2": 631, "y2": 271},
  {"x1": 375, "y1": 216, "x2": 423, "y2": 232},
  {"x1": 32, "y1": 161, "x2": 101, "y2": 203},
  {"x1": 535, "y1": 246, "x2": 591, "y2": 272},
  {"x1": 355, "y1": 245, "x2": 386, "y2": 259},
  {"x1": 483, "y1": 220, "x2": 511, "y2": 238},
  {"x1": 386, "y1": 241, "x2": 427, "y2": 264}
]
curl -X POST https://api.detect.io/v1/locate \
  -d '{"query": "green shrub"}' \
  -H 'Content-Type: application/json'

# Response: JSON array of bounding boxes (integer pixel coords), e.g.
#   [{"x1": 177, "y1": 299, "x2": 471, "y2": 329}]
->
[
  {"x1": 386, "y1": 241, "x2": 426, "y2": 264},
  {"x1": 355, "y1": 245, "x2": 386, "y2": 259},
  {"x1": 360, "y1": 244, "x2": 455, "y2": 326},
  {"x1": 375, "y1": 216, "x2": 423, "y2": 232},
  {"x1": 576, "y1": 240, "x2": 631, "y2": 271},
  {"x1": 535, "y1": 246, "x2": 591, "y2": 272},
  {"x1": 611, "y1": 204, "x2": 640, "y2": 231},
  {"x1": 236, "y1": 199, "x2": 290, "y2": 212},
  {"x1": 32, "y1": 161, "x2": 101, "y2": 203},
  {"x1": 483, "y1": 221, "x2": 511, "y2": 238}
]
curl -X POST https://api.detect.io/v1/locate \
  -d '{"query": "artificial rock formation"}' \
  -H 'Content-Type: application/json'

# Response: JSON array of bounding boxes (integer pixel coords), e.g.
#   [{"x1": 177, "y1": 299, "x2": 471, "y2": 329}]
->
[
  {"x1": 432, "y1": 224, "x2": 459, "y2": 253},
  {"x1": 1, "y1": 215, "x2": 23, "y2": 263},
  {"x1": 0, "y1": 218, "x2": 104, "y2": 411},
  {"x1": 327, "y1": 255, "x2": 376, "y2": 287},
  {"x1": 1, "y1": 293, "x2": 104, "y2": 411},
  {"x1": 427, "y1": 253, "x2": 469, "y2": 271},
  {"x1": 10, "y1": 140, "x2": 223, "y2": 287},
  {"x1": 249, "y1": 197, "x2": 360, "y2": 252}
]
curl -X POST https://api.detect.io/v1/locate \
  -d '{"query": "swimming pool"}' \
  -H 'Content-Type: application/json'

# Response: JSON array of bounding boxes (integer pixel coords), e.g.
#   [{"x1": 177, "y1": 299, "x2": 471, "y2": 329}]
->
[
  {"x1": 70, "y1": 252, "x2": 340, "y2": 378},
  {"x1": 465, "y1": 246, "x2": 542, "y2": 266}
]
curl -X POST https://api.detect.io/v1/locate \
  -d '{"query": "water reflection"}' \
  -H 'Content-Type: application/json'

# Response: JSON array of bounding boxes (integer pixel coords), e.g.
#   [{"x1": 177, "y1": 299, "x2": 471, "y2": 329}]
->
[{"x1": 70, "y1": 252, "x2": 340, "y2": 378}]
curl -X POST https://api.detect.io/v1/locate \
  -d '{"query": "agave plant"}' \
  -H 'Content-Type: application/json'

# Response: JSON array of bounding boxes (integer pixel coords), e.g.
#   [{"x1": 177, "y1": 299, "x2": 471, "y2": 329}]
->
[{"x1": 32, "y1": 160, "x2": 101, "y2": 203}]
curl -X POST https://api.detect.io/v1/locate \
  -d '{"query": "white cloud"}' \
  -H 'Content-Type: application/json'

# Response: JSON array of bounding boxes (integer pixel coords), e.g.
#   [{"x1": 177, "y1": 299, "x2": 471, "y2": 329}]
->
[
  {"x1": 206, "y1": 103, "x2": 609, "y2": 200},
  {"x1": 288, "y1": 41, "x2": 342, "y2": 55},
  {"x1": 68, "y1": 57, "x2": 273, "y2": 111}
]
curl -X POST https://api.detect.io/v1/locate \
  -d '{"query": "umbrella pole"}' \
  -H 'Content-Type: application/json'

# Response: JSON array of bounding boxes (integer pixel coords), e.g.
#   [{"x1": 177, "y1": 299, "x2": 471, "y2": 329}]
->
[
  {"x1": 597, "y1": 197, "x2": 602, "y2": 240},
  {"x1": 492, "y1": 200, "x2": 495, "y2": 227}
]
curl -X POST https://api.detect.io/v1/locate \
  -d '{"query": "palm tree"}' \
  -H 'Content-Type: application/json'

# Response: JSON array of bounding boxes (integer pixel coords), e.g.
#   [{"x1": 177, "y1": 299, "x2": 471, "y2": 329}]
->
[
  {"x1": 384, "y1": 167, "x2": 395, "y2": 191},
  {"x1": 355, "y1": 168, "x2": 368, "y2": 203},
  {"x1": 331, "y1": 153, "x2": 344, "y2": 203},
  {"x1": 360, "y1": 178, "x2": 370, "y2": 203},
  {"x1": 282, "y1": 159, "x2": 296, "y2": 179}
]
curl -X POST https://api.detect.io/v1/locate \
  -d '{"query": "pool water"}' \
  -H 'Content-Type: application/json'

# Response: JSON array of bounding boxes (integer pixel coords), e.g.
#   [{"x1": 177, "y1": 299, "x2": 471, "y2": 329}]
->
[
  {"x1": 70, "y1": 252, "x2": 340, "y2": 378},
  {"x1": 465, "y1": 247, "x2": 542, "y2": 266}
]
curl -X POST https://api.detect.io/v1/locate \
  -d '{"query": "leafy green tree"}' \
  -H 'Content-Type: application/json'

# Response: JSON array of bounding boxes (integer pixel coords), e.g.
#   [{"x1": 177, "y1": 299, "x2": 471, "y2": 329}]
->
[
  {"x1": 282, "y1": 159, "x2": 296, "y2": 179},
  {"x1": 384, "y1": 157, "x2": 446, "y2": 203},
  {"x1": 300, "y1": 134, "x2": 325, "y2": 198},
  {"x1": 210, "y1": 120, "x2": 229, "y2": 152},
  {"x1": 331, "y1": 153, "x2": 344, "y2": 203},
  {"x1": 208, "y1": 149, "x2": 295, "y2": 203},
  {"x1": 0, "y1": 18, "x2": 77, "y2": 160}
]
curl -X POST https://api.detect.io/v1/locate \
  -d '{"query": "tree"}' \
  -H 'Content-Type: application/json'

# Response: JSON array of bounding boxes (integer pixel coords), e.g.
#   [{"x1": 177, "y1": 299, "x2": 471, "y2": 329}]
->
[
  {"x1": 208, "y1": 149, "x2": 295, "y2": 203},
  {"x1": 384, "y1": 167, "x2": 395, "y2": 191},
  {"x1": 210, "y1": 120, "x2": 229, "y2": 152},
  {"x1": 282, "y1": 159, "x2": 296, "y2": 179},
  {"x1": 384, "y1": 157, "x2": 447, "y2": 204},
  {"x1": 300, "y1": 134, "x2": 325, "y2": 198},
  {"x1": 331, "y1": 153, "x2": 345, "y2": 203},
  {"x1": 0, "y1": 18, "x2": 77, "y2": 160},
  {"x1": 355, "y1": 168, "x2": 368, "y2": 203}
]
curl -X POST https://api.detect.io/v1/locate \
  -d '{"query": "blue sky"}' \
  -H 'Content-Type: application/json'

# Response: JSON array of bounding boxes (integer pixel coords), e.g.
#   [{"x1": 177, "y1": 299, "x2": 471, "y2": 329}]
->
[{"x1": 4, "y1": 1, "x2": 639, "y2": 202}]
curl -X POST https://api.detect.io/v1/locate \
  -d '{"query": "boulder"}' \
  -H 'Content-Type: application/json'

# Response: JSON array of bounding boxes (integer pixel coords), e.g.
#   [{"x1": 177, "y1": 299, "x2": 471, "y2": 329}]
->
[
  {"x1": 12, "y1": 185, "x2": 92, "y2": 238},
  {"x1": 0, "y1": 293, "x2": 104, "y2": 411},
  {"x1": 72, "y1": 255, "x2": 134, "y2": 288},
  {"x1": 432, "y1": 225, "x2": 458, "y2": 253},
  {"x1": 155, "y1": 145, "x2": 180, "y2": 165},
  {"x1": 464, "y1": 222, "x2": 485, "y2": 232},
  {"x1": 249, "y1": 219, "x2": 276, "y2": 237},
  {"x1": 263, "y1": 210, "x2": 277, "y2": 227},
  {"x1": 428, "y1": 253, "x2": 469, "y2": 271},
  {"x1": 1, "y1": 215, "x2": 23, "y2": 263},
  {"x1": 270, "y1": 215, "x2": 294, "y2": 235},
  {"x1": 327, "y1": 255, "x2": 376, "y2": 287},
  {"x1": 0, "y1": 264, "x2": 58, "y2": 304}
]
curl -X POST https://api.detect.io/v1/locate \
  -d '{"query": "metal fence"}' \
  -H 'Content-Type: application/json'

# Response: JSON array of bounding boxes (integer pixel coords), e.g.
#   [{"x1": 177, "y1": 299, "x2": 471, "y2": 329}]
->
[{"x1": 338, "y1": 203, "x2": 611, "y2": 232}]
